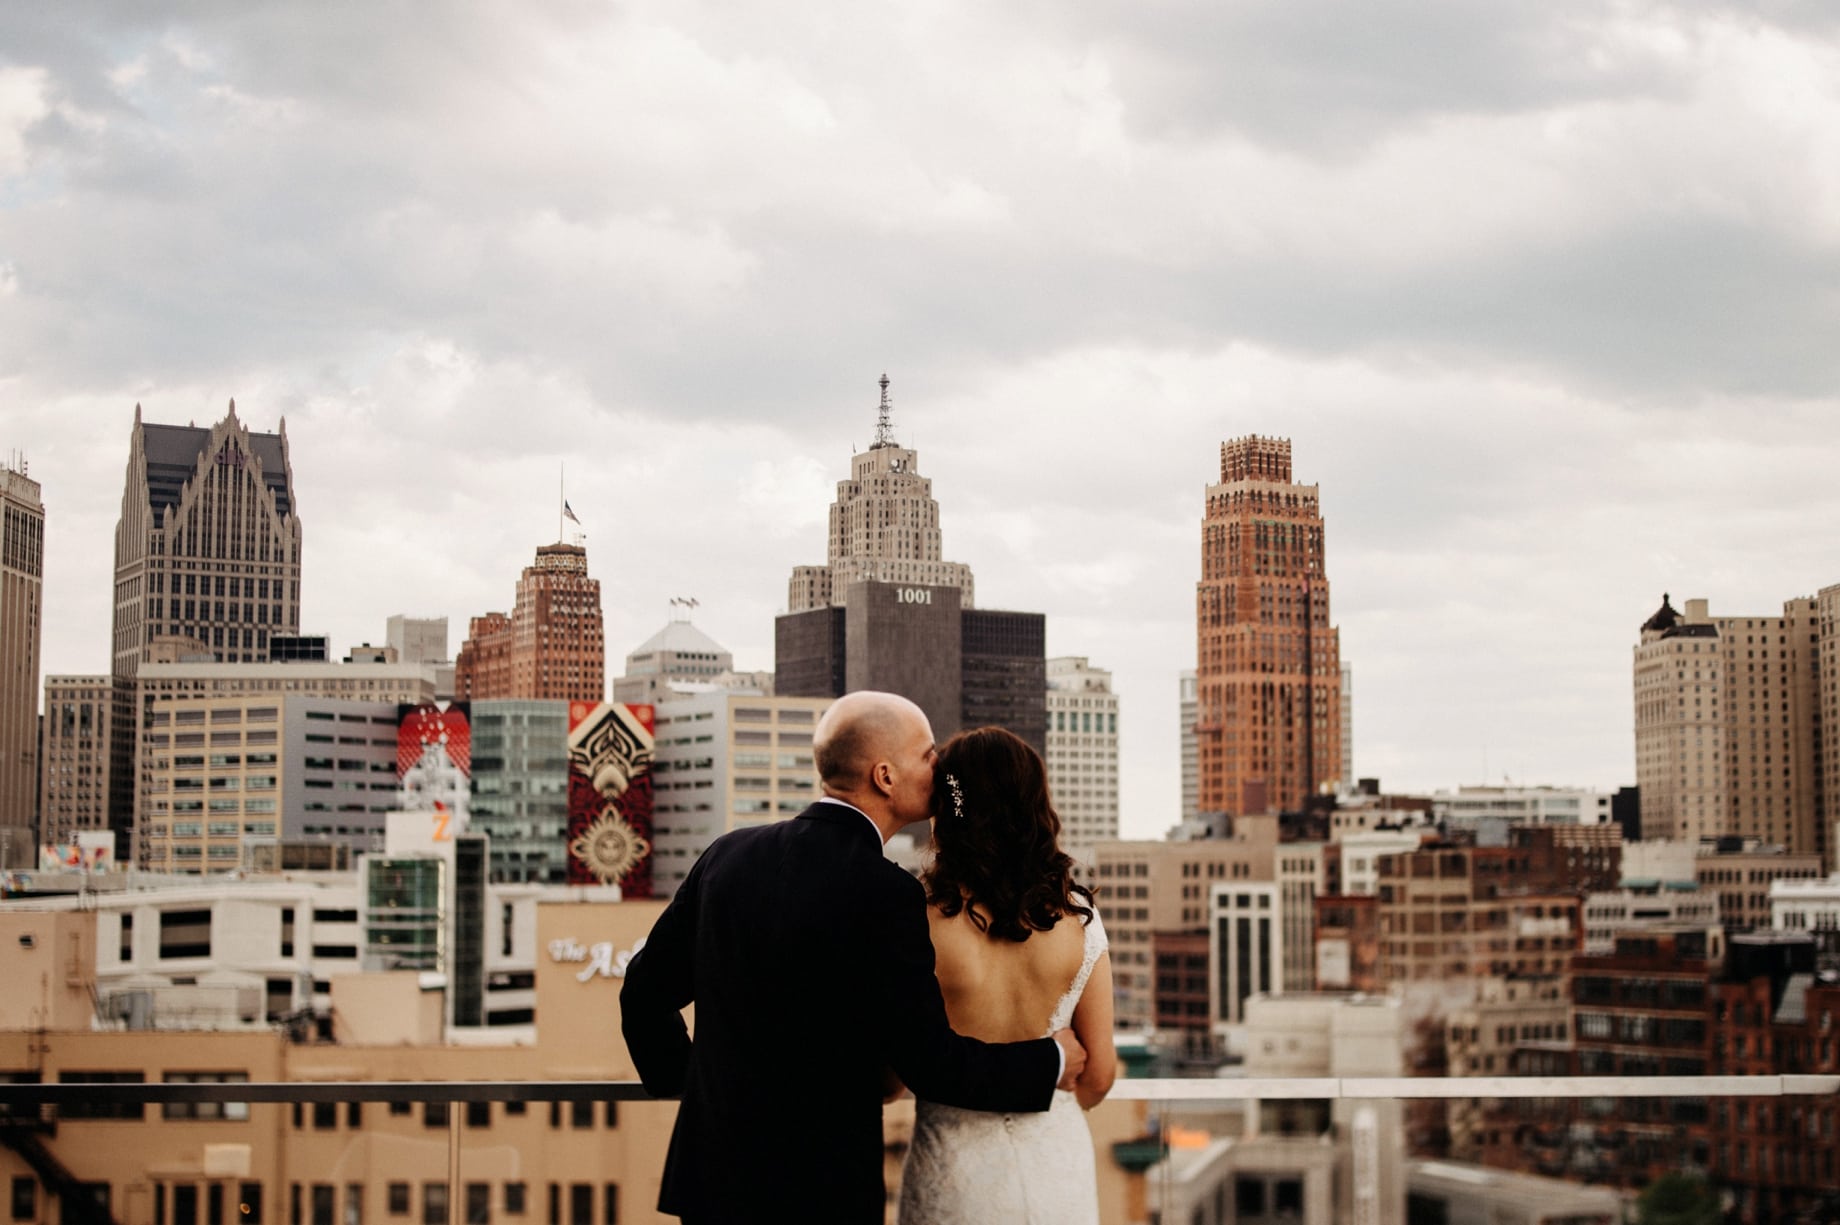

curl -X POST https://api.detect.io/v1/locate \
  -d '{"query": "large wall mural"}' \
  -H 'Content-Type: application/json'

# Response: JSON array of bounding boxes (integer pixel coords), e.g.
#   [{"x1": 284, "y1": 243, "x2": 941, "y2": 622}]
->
[{"x1": 566, "y1": 701, "x2": 655, "y2": 895}]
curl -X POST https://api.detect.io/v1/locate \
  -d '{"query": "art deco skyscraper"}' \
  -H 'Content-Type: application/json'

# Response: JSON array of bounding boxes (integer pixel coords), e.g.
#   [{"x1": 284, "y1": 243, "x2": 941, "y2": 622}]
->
[
  {"x1": 1195, "y1": 436, "x2": 1343, "y2": 817},
  {"x1": 0, "y1": 460, "x2": 44, "y2": 849},
  {"x1": 111, "y1": 402, "x2": 303, "y2": 676},
  {"x1": 777, "y1": 375, "x2": 1045, "y2": 752},
  {"x1": 787, "y1": 374, "x2": 975, "y2": 613},
  {"x1": 454, "y1": 543, "x2": 605, "y2": 702}
]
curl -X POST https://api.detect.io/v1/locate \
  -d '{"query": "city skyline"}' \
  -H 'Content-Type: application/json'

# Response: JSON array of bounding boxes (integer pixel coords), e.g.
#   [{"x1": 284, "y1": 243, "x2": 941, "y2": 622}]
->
[{"x1": 6, "y1": 4, "x2": 1840, "y2": 837}]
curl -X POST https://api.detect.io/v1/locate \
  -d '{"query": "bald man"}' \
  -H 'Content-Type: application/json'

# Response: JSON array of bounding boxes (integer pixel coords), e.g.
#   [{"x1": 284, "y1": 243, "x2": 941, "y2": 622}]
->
[{"x1": 622, "y1": 692, "x2": 1085, "y2": 1225}]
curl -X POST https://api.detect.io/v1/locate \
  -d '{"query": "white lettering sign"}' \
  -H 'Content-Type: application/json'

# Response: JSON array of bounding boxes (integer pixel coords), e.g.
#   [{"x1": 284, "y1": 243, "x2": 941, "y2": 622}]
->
[
  {"x1": 548, "y1": 936, "x2": 647, "y2": 982},
  {"x1": 896, "y1": 587, "x2": 932, "y2": 605}
]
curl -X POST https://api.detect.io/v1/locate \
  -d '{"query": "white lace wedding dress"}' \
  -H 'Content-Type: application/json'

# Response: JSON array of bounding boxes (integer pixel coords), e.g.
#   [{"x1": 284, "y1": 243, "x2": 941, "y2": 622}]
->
[{"x1": 897, "y1": 907, "x2": 1108, "y2": 1225}]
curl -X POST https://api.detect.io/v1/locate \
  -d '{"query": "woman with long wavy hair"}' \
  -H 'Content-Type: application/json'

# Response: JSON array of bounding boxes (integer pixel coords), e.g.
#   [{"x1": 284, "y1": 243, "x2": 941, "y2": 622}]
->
[{"x1": 896, "y1": 726, "x2": 1115, "y2": 1224}]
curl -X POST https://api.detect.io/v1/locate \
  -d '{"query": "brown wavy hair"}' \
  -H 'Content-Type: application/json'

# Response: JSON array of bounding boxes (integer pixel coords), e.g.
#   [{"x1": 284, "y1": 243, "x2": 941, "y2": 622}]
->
[{"x1": 923, "y1": 726, "x2": 1093, "y2": 942}]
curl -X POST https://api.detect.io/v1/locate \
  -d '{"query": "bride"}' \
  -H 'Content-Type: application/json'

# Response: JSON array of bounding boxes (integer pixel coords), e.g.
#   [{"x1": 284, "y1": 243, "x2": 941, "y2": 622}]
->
[{"x1": 897, "y1": 726, "x2": 1116, "y2": 1224}]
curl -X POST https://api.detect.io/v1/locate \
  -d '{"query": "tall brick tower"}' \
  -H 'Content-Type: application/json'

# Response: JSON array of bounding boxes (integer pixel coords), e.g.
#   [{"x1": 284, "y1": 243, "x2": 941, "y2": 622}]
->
[
  {"x1": 454, "y1": 543, "x2": 605, "y2": 702},
  {"x1": 1196, "y1": 436, "x2": 1342, "y2": 817}
]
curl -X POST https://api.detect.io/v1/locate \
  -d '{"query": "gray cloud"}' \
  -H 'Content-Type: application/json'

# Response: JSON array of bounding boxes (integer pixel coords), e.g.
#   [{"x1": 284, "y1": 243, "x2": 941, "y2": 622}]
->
[{"x1": 6, "y1": 0, "x2": 1840, "y2": 832}]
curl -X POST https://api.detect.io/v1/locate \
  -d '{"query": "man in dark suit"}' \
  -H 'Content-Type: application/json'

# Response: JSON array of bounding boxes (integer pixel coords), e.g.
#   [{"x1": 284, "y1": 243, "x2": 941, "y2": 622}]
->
[{"x1": 621, "y1": 691, "x2": 1085, "y2": 1224}]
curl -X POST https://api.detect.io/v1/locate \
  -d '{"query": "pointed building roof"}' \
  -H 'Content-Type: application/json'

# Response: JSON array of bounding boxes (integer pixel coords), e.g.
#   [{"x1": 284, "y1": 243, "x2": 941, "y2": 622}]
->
[{"x1": 1641, "y1": 593, "x2": 1680, "y2": 633}]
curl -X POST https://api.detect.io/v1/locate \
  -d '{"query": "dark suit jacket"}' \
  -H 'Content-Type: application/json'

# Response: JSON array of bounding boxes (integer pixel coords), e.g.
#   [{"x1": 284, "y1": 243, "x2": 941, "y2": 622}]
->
[{"x1": 621, "y1": 800, "x2": 1060, "y2": 1224}]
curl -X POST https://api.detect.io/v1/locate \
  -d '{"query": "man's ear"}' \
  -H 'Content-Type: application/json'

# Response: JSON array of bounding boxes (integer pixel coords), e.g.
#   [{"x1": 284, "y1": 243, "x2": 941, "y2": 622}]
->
[{"x1": 870, "y1": 761, "x2": 895, "y2": 797}]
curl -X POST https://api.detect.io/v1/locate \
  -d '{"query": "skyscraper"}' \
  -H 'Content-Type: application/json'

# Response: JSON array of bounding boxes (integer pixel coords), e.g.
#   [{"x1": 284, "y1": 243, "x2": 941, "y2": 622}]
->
[
  {"x1": 776, "y1": 377, "x2": 1045, "y2": 751},
  {"x1": 1045, "y1": 656, "x2": 1119, "y2": 850},
  {"x1": 111, "y1": 403, "x2": 302, "y2": 677},
  {"x1": 787, "y1": 374, "x2": 975, "y2": 613},
  {"x1": 38, "y1": 675, "x2": 121, "y2": 845},
  {"x1": 454, "y1": 543, "x2": 605, "y2": 702},
  {"x1": 1633, "y1": 591, "x2": 1835, "y2": 859},
  {"x1": 1, "y1": 460, "x2": 44, "y2": 855},
  {"x1": 1195, "y1": 436, "x2": 1343, "y2": 818}
]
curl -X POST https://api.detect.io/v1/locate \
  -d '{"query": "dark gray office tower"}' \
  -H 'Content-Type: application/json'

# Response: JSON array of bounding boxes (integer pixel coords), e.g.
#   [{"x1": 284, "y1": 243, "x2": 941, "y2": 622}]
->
[{"x1": 775, "y1": 378, "x2": 1045, "y2": 751}]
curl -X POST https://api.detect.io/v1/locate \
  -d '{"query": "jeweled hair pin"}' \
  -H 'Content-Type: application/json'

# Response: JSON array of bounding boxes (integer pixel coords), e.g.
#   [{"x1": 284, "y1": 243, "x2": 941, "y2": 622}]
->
[{"x1": 944, "y1": 772, "x2": 965, "y2": 821}]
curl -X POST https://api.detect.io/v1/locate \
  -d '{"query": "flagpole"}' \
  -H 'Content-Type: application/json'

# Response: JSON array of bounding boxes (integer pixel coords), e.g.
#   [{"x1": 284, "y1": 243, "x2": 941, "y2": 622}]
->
[{"x1": 559, "y1": 462, "x2": 565, "y2": 543}]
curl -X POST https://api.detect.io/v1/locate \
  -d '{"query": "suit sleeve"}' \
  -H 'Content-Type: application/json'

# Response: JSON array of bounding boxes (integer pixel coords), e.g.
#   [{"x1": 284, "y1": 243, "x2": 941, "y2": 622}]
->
[
  {"x1": 619, "y1": 856, "x2": 702, "y2": 1098},
  {"x1": 874, "y1": 869, "x2": 1059, "y2": 1113}
]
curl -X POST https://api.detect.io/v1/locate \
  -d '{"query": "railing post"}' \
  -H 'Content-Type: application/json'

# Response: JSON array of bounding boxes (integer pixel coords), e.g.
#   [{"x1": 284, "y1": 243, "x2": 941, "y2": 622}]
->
[{"x1": 447, "y1": 1103, "x2": 462, "y2": 1225}]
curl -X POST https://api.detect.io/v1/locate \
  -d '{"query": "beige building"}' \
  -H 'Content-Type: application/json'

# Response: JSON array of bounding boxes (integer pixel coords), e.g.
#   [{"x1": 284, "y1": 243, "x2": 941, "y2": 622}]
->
[
  {"x1": 38, "y1": 675, "x2": 130, "y2": 846},
  {"x1": 0, "y1": 901, "x2": 678, "y2": 1225},
  {"x1": 1090, "y1": 818, "x2": 1280, "y2": 1029},
  {"x1": 1276, "y1": 843, "x2": 1327, "y2": 992},
  {"x1": 1696, "y1": 843, "x2": 1822, "y2": 932},
  {"x1": 139, "y1": 695, "x2": 405, "y2": 874},
  {"x1": 1634, "y1": 592, "x2": 1833, "y2": 861},
  {"x1": 1046, "y1": 656, "x2": 1120, "y2": 851},
  {"x1": 1443, "y1": 976, "x2": 1570, "y2": 1160},
  {"x1": 133, "y1": 662, "x2": 438, "y2": 869},
  {"x1": 1373, "y1": 843, "x2": 1581, "y2": 986},
  {"x1": 648, "y1": 691, "x2": 831, "y2": 896},
  {"x1": 0, "y1": 898, "x2": 1155, "y2": 1225},
  {"x1": 1583, "y1": 884, "x2": 1720, "y2": 952},
  {"x1": 1, "y1": 462, "x2": 44, "y2": 855},
  {"x1": 786, "y1": 375, "x2": 975, "y2": 613},
  {"x1": 1158, "y1": 993, "x2": 1405, "y2": 1225}
]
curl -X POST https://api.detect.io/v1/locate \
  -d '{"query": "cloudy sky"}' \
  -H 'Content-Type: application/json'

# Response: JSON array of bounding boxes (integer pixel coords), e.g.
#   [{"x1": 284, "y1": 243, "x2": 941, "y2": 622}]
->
[{"x1": 5, "y1": 2, "x2": 1840, "y2": 838}]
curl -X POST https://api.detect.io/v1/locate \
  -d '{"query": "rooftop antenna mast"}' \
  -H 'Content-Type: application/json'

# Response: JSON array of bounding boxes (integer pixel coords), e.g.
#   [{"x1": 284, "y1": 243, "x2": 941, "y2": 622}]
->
[{"x1": 872, "y1": 373, "x2": 896, "y2": 449}]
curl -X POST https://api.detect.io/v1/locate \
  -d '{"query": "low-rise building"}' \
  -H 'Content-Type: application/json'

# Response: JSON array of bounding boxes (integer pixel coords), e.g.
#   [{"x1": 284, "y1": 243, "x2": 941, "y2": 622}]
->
[
  {"x1": 1432, "y1": 785, "x2": 1614, "y2": 841},
  {"x1": 140, "y1": 696, "x2": 409, "y2": 873},
  {"x1": 1697, "y1": 841, "x2": 1823, "y2": 931},
  {"x1": 1584, "y1": 882, "x2": 1719, "y2": 952},
  {"x1": 1091, "y1": 819, "x2": 1280, "y2": 1032}
]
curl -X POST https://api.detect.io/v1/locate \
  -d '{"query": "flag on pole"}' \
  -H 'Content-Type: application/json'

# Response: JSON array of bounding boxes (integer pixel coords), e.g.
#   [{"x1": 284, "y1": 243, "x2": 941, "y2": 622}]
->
[{"x1": 563, "y1": 501, "x2": 581, "y2": 525}]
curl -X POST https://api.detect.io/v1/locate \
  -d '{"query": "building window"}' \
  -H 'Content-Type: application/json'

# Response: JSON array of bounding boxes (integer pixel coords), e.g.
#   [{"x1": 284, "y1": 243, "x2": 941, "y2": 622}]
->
[
  {"x1": 10, "y1": 1178, "x2": 33, "y2": 1222},
  {"x1": 420, "y1": 1185, "x2": 446, "y2": 1225},
  {"x1": 56, "y1": 1071, "x2": 143, "y2": 1121},
  {"x1": 311, "y1": 1187, "x2": 335, "y2": 1225},
  {"x1": 163, "y1": 1072, "x2": 250, "y2": 1121},
  {"x1": 240, "y1": 1184, "x2": 263, "y2": 1225},
  {"x1": 568, "y1": 1185, "x2": 592, "y2": 1225},
  {"x1": 386, "y1": 1186, "x2": 409, "y2": 1217},
  {"x1": 160, "y1": 909, "x2": 213, "y2": 959},
  {"x1": 504, "y1": 1184, "x2": 526, "y2": 1216}
]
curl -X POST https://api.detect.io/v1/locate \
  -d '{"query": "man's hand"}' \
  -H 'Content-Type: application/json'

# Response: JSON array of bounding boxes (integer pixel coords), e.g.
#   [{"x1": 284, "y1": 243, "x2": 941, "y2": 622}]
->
[{"x1": 1053, "y1": 1028, "x2": 1087, "y2": 1091}]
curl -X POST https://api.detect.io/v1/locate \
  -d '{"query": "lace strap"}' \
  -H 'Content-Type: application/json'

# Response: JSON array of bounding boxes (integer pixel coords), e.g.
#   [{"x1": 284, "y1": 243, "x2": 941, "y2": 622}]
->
[{"x1": 1046, "y1": 904, "x2": 1109, "y2": 1034}]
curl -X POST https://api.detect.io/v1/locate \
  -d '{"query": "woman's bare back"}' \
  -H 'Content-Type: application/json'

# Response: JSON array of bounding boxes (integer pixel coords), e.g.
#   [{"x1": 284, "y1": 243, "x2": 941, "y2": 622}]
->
[{"x1": 927, "y1": 903, "x2": 1087, "y2": 1043}]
